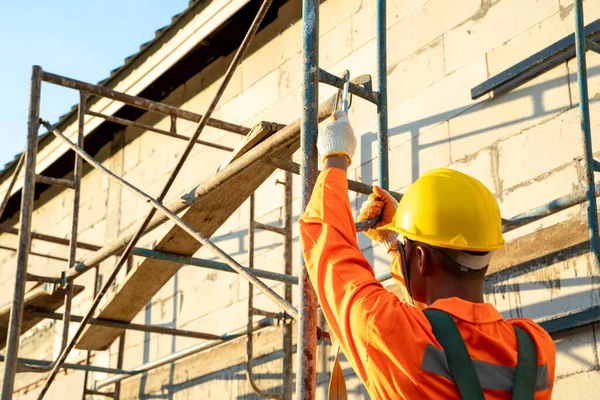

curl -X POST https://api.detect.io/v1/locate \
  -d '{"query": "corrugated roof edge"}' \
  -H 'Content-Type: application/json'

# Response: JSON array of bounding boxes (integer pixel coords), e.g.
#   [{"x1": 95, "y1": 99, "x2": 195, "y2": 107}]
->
[{"x1": 0, "y1": 0, "x2": 207, "y2": 182}]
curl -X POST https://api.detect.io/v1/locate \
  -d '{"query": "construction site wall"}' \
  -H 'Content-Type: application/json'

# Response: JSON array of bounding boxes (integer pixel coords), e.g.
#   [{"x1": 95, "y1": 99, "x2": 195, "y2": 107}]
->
[{"x1": 1, "y1": 0, "x2": 600, "y2": 398}]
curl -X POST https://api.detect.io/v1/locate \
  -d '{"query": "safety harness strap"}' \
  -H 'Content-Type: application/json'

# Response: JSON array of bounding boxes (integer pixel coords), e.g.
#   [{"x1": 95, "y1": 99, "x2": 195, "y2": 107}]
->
[
  {"x1": 424, "y1": 309, "x2": 538, "y2": 400},
  {"x1": 424, "y1": 309, "x2": 486, "y2": 400},
  {"x1": 512, "y1": 326, "x2": 537, "y2": 399}
]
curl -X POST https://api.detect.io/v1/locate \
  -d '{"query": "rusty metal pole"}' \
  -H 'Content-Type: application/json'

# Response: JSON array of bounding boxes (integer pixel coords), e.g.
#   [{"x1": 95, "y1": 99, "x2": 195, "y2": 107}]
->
[
  {"x1": 296, "y1": 0, "x2": 319, "y2": 397},
  {"x1": 1, "y1": 65, "x2": 42, "y2": 400},
  {"x1": 283, "y1": 170, "x2": 294, "y2": 399}
]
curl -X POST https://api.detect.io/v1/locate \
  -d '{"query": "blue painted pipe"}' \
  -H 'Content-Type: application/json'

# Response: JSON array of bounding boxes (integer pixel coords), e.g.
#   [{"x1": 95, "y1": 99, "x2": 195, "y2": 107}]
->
[
  {"x1": 131, "y1": 248, "x2": 298, "y2": 285},
  {"x1": 377, "y1": 0, "x2": 389, "y2": 190},
  {"x1": 574, "y1": 0, "x2": 600, "y2": 271}
]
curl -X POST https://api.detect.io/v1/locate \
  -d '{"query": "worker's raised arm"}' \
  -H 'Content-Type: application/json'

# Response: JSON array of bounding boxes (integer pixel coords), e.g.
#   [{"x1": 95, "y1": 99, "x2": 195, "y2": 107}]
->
[{"x1": 299, "y1": 111, "x2": 397, "y2": 382}]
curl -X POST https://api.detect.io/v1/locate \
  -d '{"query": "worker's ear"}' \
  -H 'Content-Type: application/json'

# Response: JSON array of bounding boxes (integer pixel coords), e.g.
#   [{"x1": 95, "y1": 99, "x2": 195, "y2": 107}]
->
[{"x1": 415, "y1": 245, "x2": 429, "y2": 277}]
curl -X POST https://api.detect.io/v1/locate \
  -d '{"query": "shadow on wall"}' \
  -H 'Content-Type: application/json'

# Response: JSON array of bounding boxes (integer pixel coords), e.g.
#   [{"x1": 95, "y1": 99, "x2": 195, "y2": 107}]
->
[
  {"x1": 138, "y1": 274, "x2": 180, "y2": 400},
  {"x1": 132, "y1": 61, "x2": 600, "y2": 399},
  {"x1": 134, "y1": 342, "x2": 370, "y2": 399},
  {"x1": 359, "y1": 64, "x2": 600, "y2": 192}
]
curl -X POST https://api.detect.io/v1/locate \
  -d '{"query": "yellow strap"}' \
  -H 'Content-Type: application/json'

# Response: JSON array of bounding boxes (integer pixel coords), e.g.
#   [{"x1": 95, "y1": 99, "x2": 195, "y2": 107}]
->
[{"x1": 328, "y1": 340, "x2": 348, "y2": 400}]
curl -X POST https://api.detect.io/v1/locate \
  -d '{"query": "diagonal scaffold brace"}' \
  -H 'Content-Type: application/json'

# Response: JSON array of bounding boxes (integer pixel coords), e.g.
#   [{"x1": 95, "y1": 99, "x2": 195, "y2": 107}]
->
[{"x1": 34, "y1": 0, "x2": 276, "y2": 397}]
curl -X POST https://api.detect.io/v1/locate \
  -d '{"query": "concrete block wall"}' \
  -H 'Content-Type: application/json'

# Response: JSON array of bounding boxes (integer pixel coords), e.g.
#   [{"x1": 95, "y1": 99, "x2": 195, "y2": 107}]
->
[{"x1": 4, "y1": 0, "x2": 600, "y2": 397}]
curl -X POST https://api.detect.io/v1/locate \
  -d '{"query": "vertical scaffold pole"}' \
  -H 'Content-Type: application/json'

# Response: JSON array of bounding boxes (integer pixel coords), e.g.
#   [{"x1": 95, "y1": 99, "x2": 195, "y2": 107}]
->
[
  {"x1": 297, "y1": 0, "x2": 319, "y2": 398},
  {"x1": 574, "y1": 0, "x2": 600, "y2": 271},
  {"x1": 1, "y1": 65, "x2": 42, "y2": 400},
  {"x1": 377, "y1": 0, "x2": 389, "y2": 190}
]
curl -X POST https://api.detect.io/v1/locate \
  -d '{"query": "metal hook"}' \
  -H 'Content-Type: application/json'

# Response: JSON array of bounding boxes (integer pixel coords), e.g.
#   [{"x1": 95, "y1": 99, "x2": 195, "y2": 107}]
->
[{"x1": 334, "y1": 70, "x2": 352, "y2": 113}]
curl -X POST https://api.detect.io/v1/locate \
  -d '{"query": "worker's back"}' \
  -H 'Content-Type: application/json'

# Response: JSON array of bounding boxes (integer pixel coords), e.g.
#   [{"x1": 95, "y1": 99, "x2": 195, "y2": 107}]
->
[
  {"x1": 299, "y1": 168, "x2": 557, "y2": 399},
  {"x1": 363, "y1": 295, "x2": 555, "y2": 399}
]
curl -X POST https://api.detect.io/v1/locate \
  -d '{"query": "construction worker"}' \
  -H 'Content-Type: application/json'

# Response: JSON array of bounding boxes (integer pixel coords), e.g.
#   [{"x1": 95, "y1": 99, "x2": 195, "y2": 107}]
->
[{"x1": 299, "y1": 110, "x2": 556, "y2": 399}]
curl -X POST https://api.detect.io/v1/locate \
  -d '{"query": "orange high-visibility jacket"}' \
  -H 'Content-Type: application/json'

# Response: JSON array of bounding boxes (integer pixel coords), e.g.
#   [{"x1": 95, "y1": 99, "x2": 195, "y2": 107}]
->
[{"x1": 299, "y1": 168, "x2": 556, "y2": 399}]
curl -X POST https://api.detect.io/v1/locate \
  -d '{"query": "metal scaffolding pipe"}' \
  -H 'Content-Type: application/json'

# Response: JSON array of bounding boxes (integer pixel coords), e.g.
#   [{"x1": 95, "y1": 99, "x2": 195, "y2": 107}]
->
[
  {"x1": 41, "y1": 72, "x2": 250, "y2": 136},
  {"x1": 574, "y1": 0, "x2": 600, "y2": 271},
  {"x1": 1, "y1": 66, "x2": 41, "y2": 400},
  {"x1": 0, "y1": 152, "x2": 25, "y2": 220},
  {"x1": 377, "y1": 0, "x2": 389, "y2": 190},
  {"x1": 282, "y1": 170, "x2": 294, "y2": 400},
  {"x1": 247, "y1": 195, "x2": 282, "y2": 399},
  {"x1": 131, "y1": 248, "x2": 298, "y2": 285},
  {"x1": 37, "y1": 2, "x2": 276, "y2": 395},
  {"x1": 0, "y1": 356, "x2": 134, "y2": 376},
  {"x1": 25, "y1": 310, "x2": 223, "y2": 341},
  {"x1": 94, "y1": 319, "x2": 276, "y2": 390},
  {"x1": 43, "y1": 120, "x2": 298, "y2": 318},
  {"x1": 502, "y1": 183, "x2": 600, "y2": 233},
  {"x1": 318, "y1": 69, "x2": 379, "y2": 105},
  {"x1": 35, "y1": 175, "x2": 75, "y2": 189},
  {"x1": 0, "y1": 223, "x2": 101, "y2": 251},
  {"x1": 68, "y1": 94, "x2": 336, "y2": 280},
  {"x1": 266, "y1": 156, "x2": 402, "y2": 200},
  {"x1": 254, "y1": 221, "x2": 285, "y2": 235},
  {"x1": 86, "y1": 111, "x2": 234, "y2": 152},
  {"x1": 297, "y1": 0, "x2": 319, "y2": 397}
]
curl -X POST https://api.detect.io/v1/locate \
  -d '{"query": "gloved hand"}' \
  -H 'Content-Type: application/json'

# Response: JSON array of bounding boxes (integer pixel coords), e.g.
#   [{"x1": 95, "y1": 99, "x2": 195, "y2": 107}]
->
[
  {"x1": 317, "y1": 110, "x2": 357, "y2": 164},
  {"x1": 358, "y1": 186, "x2": 399, "y2": 252}
]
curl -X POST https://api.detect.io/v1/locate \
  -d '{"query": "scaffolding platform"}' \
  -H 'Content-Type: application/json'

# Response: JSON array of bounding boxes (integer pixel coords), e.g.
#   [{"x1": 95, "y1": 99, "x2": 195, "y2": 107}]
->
[
  {"x1": 0, "y1": 283, "x2": 84, "y2": 349},
  {"x1": 75, "y1": 121, "x2": 294, "y2": 351}
]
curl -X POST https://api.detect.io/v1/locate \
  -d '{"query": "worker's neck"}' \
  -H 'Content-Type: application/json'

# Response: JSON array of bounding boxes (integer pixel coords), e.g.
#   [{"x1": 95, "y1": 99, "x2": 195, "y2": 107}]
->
[{"x1": 426, "y1": 278, "x2": 485, "y2": 305}]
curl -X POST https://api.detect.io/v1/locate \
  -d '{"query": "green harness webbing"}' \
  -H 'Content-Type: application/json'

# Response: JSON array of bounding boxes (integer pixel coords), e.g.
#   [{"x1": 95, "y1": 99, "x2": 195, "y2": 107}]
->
[{"x1": 423, "y1": 309, "x2": 537, "y2": 400}]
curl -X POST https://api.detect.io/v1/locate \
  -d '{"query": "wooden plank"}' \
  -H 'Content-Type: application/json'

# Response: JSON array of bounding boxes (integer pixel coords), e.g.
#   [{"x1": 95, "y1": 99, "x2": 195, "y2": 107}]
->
[
  {"x1": 75, "y1": 122, "x2": 293, "y2": 350},
  {"x1": 0, "y1": 283, "x2": 85, "y2": 349}
]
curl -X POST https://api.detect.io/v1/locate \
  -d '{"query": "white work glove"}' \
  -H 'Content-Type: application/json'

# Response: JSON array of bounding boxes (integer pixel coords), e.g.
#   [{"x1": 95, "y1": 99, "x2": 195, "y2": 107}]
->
[
  {"x1": 358, "y1": 186, "x2": 400, "y2": 252},
  {"x1": 317, "y1": 110, "x2": 357, "y2": 164}
]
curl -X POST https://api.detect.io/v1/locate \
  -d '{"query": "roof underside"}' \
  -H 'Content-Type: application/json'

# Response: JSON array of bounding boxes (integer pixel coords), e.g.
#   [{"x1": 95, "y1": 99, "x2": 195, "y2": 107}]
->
[{"x1": 0, "y1": 0, "x2": 291, "y2": 224}]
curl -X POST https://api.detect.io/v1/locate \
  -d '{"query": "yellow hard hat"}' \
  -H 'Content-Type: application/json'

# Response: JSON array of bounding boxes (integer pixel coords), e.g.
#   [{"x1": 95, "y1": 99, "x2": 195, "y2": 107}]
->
[{"x1": 380, "y1": 168, "x2": 505, "y2": 252}]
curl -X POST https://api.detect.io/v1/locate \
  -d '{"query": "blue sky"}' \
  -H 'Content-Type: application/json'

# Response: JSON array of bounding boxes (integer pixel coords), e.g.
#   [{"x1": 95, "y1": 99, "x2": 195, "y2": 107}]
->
[{"x1": 0, "y1": 0, "x2": 190, "y2": 168}]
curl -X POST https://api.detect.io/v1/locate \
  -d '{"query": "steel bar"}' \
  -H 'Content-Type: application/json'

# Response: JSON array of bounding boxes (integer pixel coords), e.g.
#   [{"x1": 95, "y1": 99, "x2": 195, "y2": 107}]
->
[
  {"x1": 0, "y1": 245, "x2": 70, "y2": 264},
  {"x1": 282, "y1": 170, "x2": 294, "y2": 400},
  {"x1": 247, "y1": 195, "x2": 282, "y2": 399},
  {"x1": 43, "y1": 120, "x2": 298, "y2": 318},
  {"x1": 502, "y1": 183, "x2": 600, "y2": 233},
  {"x1": 26, "y1": 273, "x2": 63, "y2": 284},
  {"x1": 37, "y1": 1, "x2": 276, "y2": 395},
  {"x1": 94, "y1": 319, "x2": 276, "y2": 390},
  {"x1": 0, "y1": 356, "x2": 133, "y2": 376},
  {"x1": 113, "y1": 332, "x2": 126, "y2": 400},
  {"x1": 0, "y1": 225, "x2": 295, "y2": 285},
  {"x1": 85, "y1": 390, "x2": 115, "y2": 398},
  {"x1": 1, "y1": 66, "x2": 41, "y2": 400},
  {"x1": 377, "y1": 0, "x2": 389, "y2": 190},
  {"x1": 539, "y1": 306, "x2": 600, "y2": 335},
  {"x1": 81, "y1": 266, "x2": 101, "y2": 400},
  {"x1": 35, "y1": 175, "x2": 75, "y2": 189},
  {"x1": 0, "y1": 152, "x2": 25, "y2": 220},
  {"x1": 68, "y1": 91, "x2": 335, "y2": 281},
  {"x1": 0, "y1": 223, "x2": 101, "y2": 251},
  {"x1": 585, "y1": 38, "x2": 600, "y2": 55},
  {"x1": 574, "y1": 0, "x2": 600, "y2": 271},
  {"x1": 17, "y1": 95, "x2": 86, "y2": 375},
  {"x1": 318, "y1": 69, "x2": 378, "y2": 105},
  {"x1": 265, "y1": 157, "x2": 402, "y2": 200},
  {"x1": 25, "y1": 310, "x2": 222, "y2": 340},
  {"x1": 41, "y1": 72, "x2": 250, "y2": 136},
  {"x1": 86, "y1": 111, "x2": 234, "y2": 152},
  {"x1": 131, "y1": 248, "x2": 298, "y2": 285},
  {"x1": 471, "y1": 20, "x2": 600, "y2": 99},
  {"x1": 254, "y1": 221, "x2": 285, "y2": 235},
  {"x1": 252, "y1": 307, "x2": 283, "y2": 320},
  {"x1": 297, "y1": 0, "x2": 320, "y2": 397}
]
